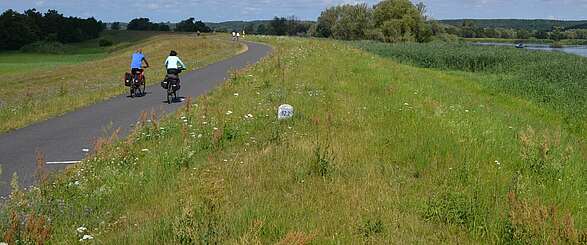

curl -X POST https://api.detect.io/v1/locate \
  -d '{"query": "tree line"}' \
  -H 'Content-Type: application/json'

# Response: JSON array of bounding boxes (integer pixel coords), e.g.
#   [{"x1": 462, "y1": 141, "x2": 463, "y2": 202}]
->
[
  {"x1": 0, "y1": 9, "x2": 104, "y2": 50},
  {"x1": 121, "y1": 17, "x2": 212, "y2": 33},
  {"x1": 443, "y1": 21, "x2": 587, "y2": 41}
]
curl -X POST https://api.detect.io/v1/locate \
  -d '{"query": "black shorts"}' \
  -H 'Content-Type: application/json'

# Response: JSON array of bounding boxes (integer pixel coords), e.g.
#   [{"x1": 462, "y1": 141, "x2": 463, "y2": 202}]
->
[
  {"x1": 131, "y1": 68, "x2": 144, "y2": 75},
  {"x1": 167, "y1": 68, "x2": 181, "y2": 75}
]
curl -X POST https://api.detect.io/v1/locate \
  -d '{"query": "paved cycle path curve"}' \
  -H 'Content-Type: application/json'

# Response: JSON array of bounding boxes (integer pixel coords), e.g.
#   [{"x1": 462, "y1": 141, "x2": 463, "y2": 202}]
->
[{"x1": 0, "y1": 41, "x2": 272, "y2": 196}]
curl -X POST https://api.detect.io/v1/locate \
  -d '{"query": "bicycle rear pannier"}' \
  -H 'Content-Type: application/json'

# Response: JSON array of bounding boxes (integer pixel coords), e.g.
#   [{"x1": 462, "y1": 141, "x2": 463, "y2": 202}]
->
[{"x1": 124, "y1": 72, "x2": 132, "y2": 87}]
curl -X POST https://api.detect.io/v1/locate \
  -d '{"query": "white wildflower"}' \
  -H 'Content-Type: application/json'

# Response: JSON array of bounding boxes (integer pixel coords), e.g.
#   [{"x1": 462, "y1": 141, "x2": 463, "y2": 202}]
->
[
  {"x1": 76, "y1": 226, "x2": 87, "y2": 233},
  {"x1": 226, "y1": 111, "x2": 233, "y2": 115},
  {"x1": 141, "y1": 149, "x2": 149, "y2": 152},
  {"x1": 234, "y1": 93, "x2": 239, "y2": 96},
  {"x1": 213, "y1": 127, "x2": 218, "y2": 130},
  {"x1": 79, "y1": 234, "x2": 94, "y2": 241},
  {"x1": 197, "y1": 134, "x2": 202, "y2": 138}
]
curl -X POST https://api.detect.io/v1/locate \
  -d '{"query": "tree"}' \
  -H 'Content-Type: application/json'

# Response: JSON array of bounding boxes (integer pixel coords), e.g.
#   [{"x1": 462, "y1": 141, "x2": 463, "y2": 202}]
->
[
  {"x1": 331, "y1": 4, "x2": 373, "y2": 40},
  {"x1": 158, "y1": 23, "x2": 170, "y2": 31},
  {"x1": 175, "y1": 18, "x2": 211, "y2": 32},
  {"x1": 516, "y1": 29, "x2": 531, "y2": 39},
  {"x1": 127, "y1": 18, "x2": 153, "y2": 30},
  {"x1": 269, "y1": 17, "x2": 288, "y2": 35},
  {"x1": 257, "y1": 24, "x2": 268, "y2": 35},
  {"x1": 373, "y1": 0, "x2": 431, "y2": 42},
  {"x1": 244, "y1": 23, "x2": 255, "y2": 34},
  {"x1": 111, "y1": 22, "x2": 121, "y2": 30},
  {"x1": 550, "y1": 26, "x2": 564, "y2": 41},
  {"x1": 0, "y1": 9, "x2": 40, "y2": 50},
  {"x1": 315, "y1": 6, "x2": 339, "y2": 37}
]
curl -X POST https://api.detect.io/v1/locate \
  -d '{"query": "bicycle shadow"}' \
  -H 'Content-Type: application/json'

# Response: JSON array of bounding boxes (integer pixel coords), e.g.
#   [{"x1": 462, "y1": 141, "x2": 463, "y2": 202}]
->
[
  {"x1": 126, "y1": 91, "x2": 152, "y2": 98},
  {"x1": 162, "y1": 96, "x2": 186, "y2": 104}
]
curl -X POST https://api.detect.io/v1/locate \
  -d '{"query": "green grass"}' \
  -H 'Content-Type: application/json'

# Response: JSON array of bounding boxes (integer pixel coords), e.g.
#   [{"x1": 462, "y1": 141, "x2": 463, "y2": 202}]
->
[
  {"x1": 0, "y1": 32, "x2": 244, "y2": 132},
  {"x1": 354, "y1": 41, "x2": 587, "y2": 137},
  {"x1": 1, "y1": 36, "x2": 586, "y2": 244},
  {"x1": 464, "y1": 37, "x2": 587, "y2": 45},
  {"x1": 0, "y1": 52, "x2": 105, "y2": 75}
]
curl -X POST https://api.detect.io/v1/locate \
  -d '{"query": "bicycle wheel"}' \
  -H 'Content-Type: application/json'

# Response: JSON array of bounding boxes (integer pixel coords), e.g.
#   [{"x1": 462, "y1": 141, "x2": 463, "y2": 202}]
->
[
  {"x1": 134, "y1": 85, "x2": 141, "y2": 97},
  {"x1": 167, "y1": 87, "x2": 172, "y2": 104},
  {"x1": 141, "y1": 77, "x2": 146, "y2": 96}
]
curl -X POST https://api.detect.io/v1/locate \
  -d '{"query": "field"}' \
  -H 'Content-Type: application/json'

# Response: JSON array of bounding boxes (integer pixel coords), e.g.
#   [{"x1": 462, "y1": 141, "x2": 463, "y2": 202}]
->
[
  {"x1": 463, "y1": 37, "x2": 587, "y2": 45},
  {"x1": 2, "y1": 36, "x2": 586, "y2": 243},
  {"x1": 0, "y1": 31, "x2": 244, "y2": 132}
]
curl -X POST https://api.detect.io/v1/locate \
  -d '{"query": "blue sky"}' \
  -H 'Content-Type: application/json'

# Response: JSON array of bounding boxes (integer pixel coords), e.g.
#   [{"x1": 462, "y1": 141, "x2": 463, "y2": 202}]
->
[{"x1": 1, "y1": 0, "x2": 586, "y2": 22}]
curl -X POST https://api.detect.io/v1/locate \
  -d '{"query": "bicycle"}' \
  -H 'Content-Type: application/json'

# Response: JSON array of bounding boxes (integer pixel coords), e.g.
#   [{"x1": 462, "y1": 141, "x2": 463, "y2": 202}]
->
[
  {"x1": 130, "y1": 67, "x2": 147, "y2": 98},
  {"x1": 163, "y1": 68, "x2": 185, "y2": 104}
]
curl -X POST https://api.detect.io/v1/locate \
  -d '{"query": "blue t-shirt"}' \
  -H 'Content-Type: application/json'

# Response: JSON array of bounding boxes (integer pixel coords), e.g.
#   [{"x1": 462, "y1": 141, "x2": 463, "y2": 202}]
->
[{"x1": 130, "y1": 53, "x2": 145, "y2": 69}]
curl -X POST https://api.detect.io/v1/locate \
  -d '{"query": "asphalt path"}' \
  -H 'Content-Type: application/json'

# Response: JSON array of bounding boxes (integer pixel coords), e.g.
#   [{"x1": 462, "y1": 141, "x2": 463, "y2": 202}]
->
[{"x1": 0, "y1": 41, "x2": 272, "y2": 197}]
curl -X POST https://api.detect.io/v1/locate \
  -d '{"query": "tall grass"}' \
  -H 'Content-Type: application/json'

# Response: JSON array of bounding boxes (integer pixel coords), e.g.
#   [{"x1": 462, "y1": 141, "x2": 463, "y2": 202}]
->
[
  {"x1": 1, "y1": 37, "x2": 586, "y2": 243},
  {"x1": 354, "y1": 41, "x2": 587, "y2": 136}
]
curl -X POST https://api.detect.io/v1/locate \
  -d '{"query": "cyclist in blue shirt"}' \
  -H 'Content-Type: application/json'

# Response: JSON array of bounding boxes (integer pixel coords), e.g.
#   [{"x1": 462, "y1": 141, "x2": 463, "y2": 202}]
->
[{"x1": 130, "y1": 49, "x2": 149, "y2": 80}]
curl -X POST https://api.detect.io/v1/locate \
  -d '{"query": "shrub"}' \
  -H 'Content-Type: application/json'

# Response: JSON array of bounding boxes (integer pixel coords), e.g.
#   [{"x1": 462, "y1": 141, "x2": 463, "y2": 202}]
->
[
  {"x1": 98, "y1": 39, "x2": 114, "y2": 47},
  {"x1": 19, "y1": 41, "x2": 66, "y2": 54}
]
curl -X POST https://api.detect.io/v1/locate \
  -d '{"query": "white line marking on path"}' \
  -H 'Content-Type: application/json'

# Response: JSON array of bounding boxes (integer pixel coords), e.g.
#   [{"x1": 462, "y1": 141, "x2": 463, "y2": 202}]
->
[{"x1": 46, "y1": 161, "x2": 81, "y2": 165}]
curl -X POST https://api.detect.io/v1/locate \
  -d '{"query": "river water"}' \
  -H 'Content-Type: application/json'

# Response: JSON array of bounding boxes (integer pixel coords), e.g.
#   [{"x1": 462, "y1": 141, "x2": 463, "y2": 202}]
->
[{"x1": 472, "y1": 42, "x2": 587, "y2": 58}]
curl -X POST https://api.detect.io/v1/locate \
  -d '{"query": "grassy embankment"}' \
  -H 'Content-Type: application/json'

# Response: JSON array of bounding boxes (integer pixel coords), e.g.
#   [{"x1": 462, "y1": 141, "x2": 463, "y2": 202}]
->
[
  {"x1": 0, "y1": 31, "x2": 244, "y2": 133},
  {"x1": 463, "y1": 37, "x2": 587, "y2": 45},
  {"x1": 2, "y1": 37, "x2": 586, "y2": 244}
]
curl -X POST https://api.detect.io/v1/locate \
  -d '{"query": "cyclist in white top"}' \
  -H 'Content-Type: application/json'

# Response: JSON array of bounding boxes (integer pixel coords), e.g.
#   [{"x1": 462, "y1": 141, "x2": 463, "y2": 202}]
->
[{"x1": 164, "y1": 50, "x2": 186, "y2": 75}]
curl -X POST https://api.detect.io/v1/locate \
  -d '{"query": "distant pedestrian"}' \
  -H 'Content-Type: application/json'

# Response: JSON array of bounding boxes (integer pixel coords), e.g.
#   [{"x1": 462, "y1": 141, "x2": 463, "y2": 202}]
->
[
  {"x1": 232, "y1": 31, "x2": 236, "y2": 41},
  {"x1": 236, "y1": 32, "x2": 240, "y2": 41}
]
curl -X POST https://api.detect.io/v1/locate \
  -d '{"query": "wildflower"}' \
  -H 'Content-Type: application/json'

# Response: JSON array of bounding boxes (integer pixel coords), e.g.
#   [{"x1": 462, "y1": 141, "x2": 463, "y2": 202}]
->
[
  {"x1": 141, "y1": 149, "x2": 149, "y2": 152},
  {"x1": 223, "y1": 159, "x2": 228, "y2": 162},
  {"x1": 247, "y1": 113, "x2": 254, "y2": 118},
  {"x1": 465, "y1": 110, "x2": 470, "y2": 113},
  {"x1": 404, "y1": 103, "x2": 409, "y2": 106},
  {"x1": 76, "y1": 226, "x2": 87, "y2": 233},
  {"x1": 226, "y1": 111, "x2": 233, "y2": 115},
  {"x1": 203, "y1": 122, "x2": 208, "y2": 125},
  {"x1": 202, "y1": 115, "x2": 206, "y2": 119},
  {"x1": 213, "y1": 127, "x2": 218, "y2": 130},
  {"x1": 197, "y1": 134, "x2": 202, "y2": 138},
  {"x1": 79, "y1": 234, "x2": 94, "y2": 241},
  {"x1": 234, "y1": 93, "x2": 239, "y2": 96},
  {"x1": 180, "y1": 116, "x2": 186, "y2": 120}
]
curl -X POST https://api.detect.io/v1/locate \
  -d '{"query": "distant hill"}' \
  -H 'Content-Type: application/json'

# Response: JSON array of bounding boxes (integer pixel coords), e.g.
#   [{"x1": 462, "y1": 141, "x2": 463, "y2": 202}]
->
[
  {"x1": 206, "y1": 20, "x2": 315, "y2": 32},
  {"x1": 205, "y1": 20, "x2": 272, "y2": 32},
  {"x1": 439, "y1": 19, "x2": 587, "y2": 31}
]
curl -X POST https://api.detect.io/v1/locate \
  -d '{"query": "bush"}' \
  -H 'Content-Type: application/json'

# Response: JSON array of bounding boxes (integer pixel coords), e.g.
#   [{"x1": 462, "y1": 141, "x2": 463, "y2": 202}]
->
[
  {"x1": 98, "y1": 39, "x2": 114, "y2": 47},
  {"x1": 20, "y1": 41, "x2": 66, "y2": 54}
]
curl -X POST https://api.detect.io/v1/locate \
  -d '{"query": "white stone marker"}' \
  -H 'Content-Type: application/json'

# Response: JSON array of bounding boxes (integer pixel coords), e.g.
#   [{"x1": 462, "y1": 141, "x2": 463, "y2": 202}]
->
[{"x1": 278, "y1": 104, "x2": 294, "y2": 120}]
